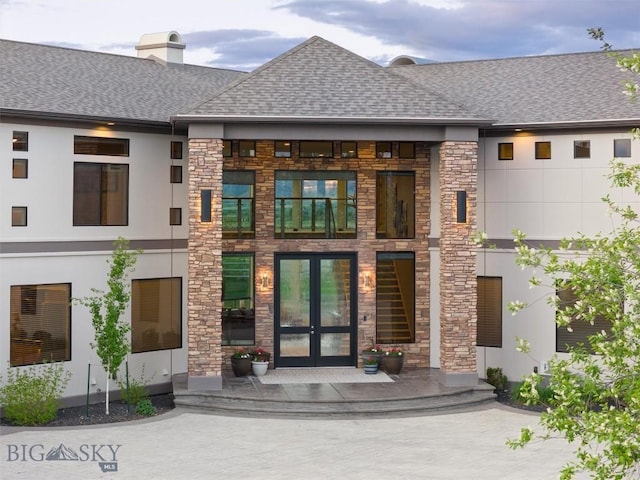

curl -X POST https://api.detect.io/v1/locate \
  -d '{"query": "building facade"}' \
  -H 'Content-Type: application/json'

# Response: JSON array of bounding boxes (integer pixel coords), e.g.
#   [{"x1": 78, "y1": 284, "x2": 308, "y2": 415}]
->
[{"x1": 1, "y1": 32, "x2": 638, "y2": 404}]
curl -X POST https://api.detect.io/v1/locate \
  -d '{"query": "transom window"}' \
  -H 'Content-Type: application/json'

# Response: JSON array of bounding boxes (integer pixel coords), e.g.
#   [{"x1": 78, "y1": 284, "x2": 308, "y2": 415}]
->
[
  {"x1": 275, "y1": 171, "x2": 356, "y2": 239},
  {"x1": 398, "y1": 142, "x2": 415, "y2": 159},
  {"x1": 341, "y1": 142, "x2": 357, "y2": 158},
  {"x1": 299, "y1": 141, "x2": 333, "y2": 158},
  {"x1": 376, "y1": 142, "x2": 392, "y2": 158},
  {"x1": 74, "y1": 136, "x2": 129, "y2": 156},
  {"x1": 239, "y1": 141, "x2": 256, "y2": 157},
  {"x1": 275, "y1": 141, "x2": 292, "y2": 157}
]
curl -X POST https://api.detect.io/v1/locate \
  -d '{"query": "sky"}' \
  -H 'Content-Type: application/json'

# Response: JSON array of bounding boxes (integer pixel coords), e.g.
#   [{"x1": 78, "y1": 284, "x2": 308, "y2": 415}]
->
[{"x1": 1, "y1": 0, "x2": 638, "y2": 71}]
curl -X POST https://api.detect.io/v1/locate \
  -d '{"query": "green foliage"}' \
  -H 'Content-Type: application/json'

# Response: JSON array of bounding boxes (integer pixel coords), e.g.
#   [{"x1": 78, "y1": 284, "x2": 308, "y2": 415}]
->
[
  {"x1": 135, "y1": 398, "x2": 157, "y2": 416},
  {"x1": 511, "y1": 380, "x2": 555, "y2": 406},
  {"x1": 118, "y1": 364, "x2": 154, "y2": 406},
  {"x1": 0, "y1": 362, "x2": 71, "y2": 425},
  {"x1": 486, "y1": 367, "x2": 508, "y2": 390},
  {"x1": 73, "y1": 237, "x2": 140, "y2": 414},
  {"x1": 507, "y1": 38, "x2": 640, "y2": 480}
]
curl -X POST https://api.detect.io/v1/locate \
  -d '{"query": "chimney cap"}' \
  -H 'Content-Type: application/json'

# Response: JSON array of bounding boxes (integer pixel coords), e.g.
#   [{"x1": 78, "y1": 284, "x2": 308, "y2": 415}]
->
[{"x1": 136, "y1": 31, "x2": 185, "y2": 64}]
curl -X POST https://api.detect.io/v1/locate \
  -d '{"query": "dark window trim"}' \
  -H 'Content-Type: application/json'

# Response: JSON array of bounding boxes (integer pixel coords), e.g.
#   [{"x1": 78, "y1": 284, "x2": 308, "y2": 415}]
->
[
  {"x1": 614, "y1": 138, "x2": 632, "y2": 158},
  {"x1": 169, "y1": 208, "x2": 182, "y2": 225},
  {"x1": 171, "y1": 141, "x2": 183, "y2": 159},
  {"x1": 535, "y1": 141, "x2": 551, "y2": 160},
  {"x1": 573, "y1": 140, "x2": 591, "y2": 159},
  {"x1": 12, "y1": 158, "x2": 28, "y2": 178},
  {"x1": 12, "y1": 206, "x2": 28, "y2": 227},
  {"x1": 12, "y1": 131, "x2": 28, "y2": 152},
  {"x1": 398, "y1": 142, "x2": 415, "y2": 159},
  {"x1": 341, "y1": 141, "x2": 358, "y2": 158},
  {"x1": 238, "y1": 140, "x2": 256, "y2": 157},
  {"x1": 170, "y1": 165, "x2": 183, "y2": 184},
  {"x1": 274, "y1": 141, "x2": 292, "y2": 158},
  {"x1": 376, "y1": 142, "x2": 393, "y2": 159},
  {"x1": 223, "y1": 140, "x2": 232, "y2": 157},
  {"x1": 73, "y1": 162, "x2": 129, "y2": 226},
  {"x1": 74, "y1": 135, "x2": 130, "y2": 157},
  {"x1": 476, "y1": 276, "x2": 502, "y2": 348},
  {"x1": 498, "y1": 142, "x2": 513, "y2": 161},
  {"x1": 299, "y1": 141, "x2": 334, "y2": 158}
]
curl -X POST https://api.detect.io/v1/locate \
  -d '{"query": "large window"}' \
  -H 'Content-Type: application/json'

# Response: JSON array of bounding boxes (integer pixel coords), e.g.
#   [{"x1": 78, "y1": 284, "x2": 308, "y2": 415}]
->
[
  {"x1": 556, "y1": 285, "x2": 611, "y2": 353},
  {"x1": 376, "y1": 172, "x2": 415, "y2": 239},
  {"x1": 74, "y1": 136, "x2": 129, "y2": 156},
  {"x1": 131, "y1": 278, "x2": 182, "y2": 353},
  {"x1": 223, "y1": 170, "x2": 255, "y2": 238},
  {"x1": 10, "y1": 283, "x2": 71, "y2": 366},
  {"x1": 222, "y1": 254, "x2": 255, "y2": 346},
  {"x1": 73, "y1": 162, "x2": 129, "y2": 226},
  {"x1": 376, "y1": 252, "x2": 415, "y2": 343},
  {"x1": 477, "y1": 277, "x2": 502, "y2": 347},
  {"x1": 275, "y1": 171, "x2": 356, "y2": 238}
]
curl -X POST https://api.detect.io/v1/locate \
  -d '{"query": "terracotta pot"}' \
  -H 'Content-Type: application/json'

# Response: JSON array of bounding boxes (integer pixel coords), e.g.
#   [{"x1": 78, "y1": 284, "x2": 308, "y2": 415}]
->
[
  {"x1": 231, "y1": 357, "x2": 252, "y2": 377},
  {"x1": 382, "y1": 355, "x2": 404, "y2": 375}
]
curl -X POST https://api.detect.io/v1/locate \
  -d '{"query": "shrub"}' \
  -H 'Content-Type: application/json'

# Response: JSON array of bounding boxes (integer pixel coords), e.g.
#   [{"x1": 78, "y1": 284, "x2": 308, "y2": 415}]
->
[
  {"x1": 135, "y1": 399, "x2": 157, "y2": 416},
  {"x1": 512, "y1": 381, "x2": 555, "y2": 406},
  {"x1": 486, "y1": 367, "x2": 508, "y2": 390},
  {"x1": 0, "y1": 362, "x2": 72, "y2": 425},
  {"x1": 118, "y1": 364, "x2": 154, "y2": 406}
]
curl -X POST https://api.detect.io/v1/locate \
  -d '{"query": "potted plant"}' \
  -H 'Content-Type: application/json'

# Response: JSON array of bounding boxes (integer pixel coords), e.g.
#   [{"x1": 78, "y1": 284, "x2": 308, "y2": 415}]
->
[
  {"x1": 381, "y1": 346, "x2": 404, "y2": 375},
  {"x1": 360, "y1": 341, "x2": 384, "y2": 366},
  {"x1": 251, "y1": 347, "x2": 270, "y2": 376},
  {"x1": 230, "y1": 348, "x2": 252, "y2": 377},
  {"x1": 363, "y1": 357, "x2": 379, "y2": 374}
]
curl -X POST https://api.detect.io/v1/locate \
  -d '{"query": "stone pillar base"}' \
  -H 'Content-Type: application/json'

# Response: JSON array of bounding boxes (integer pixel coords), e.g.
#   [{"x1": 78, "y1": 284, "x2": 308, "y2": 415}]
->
[
  {"x1": 187, "y1": 374, "x2": 223, "y2": 391},
  {"x1": 439, "y1": 370, "x2": 478, "y2": 387}
]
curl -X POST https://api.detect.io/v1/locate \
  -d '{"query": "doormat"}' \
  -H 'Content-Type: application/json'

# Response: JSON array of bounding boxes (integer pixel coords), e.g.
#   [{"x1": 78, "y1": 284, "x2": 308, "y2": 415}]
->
[{"x1": 257, "y1": 367, "x2": 394, "y2": 384}]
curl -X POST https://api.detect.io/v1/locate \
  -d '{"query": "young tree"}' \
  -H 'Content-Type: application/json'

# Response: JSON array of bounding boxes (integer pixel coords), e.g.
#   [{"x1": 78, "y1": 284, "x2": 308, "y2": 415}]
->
[
  {"x1": 507, "y1": 37, "x2": 640, "y2": 480},
  {"x1": 74, "y1": 237, "x2": 140, "y2": 415}
]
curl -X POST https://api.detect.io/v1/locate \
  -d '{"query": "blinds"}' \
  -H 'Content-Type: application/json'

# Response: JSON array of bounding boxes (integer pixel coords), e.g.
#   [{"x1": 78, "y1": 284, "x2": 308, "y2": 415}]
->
[
  {"x1": 556, "y1": 288, "x2": 611, "y2": 353},
  {"x1": 477, "y1": 277, "x2": 502, "y2": 347}
]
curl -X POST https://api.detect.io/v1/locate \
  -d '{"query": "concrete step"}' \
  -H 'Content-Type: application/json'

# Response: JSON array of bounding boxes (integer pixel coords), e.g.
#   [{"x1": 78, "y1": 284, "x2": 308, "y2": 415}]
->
[{"x1": 174, "y1": 384, "x2": 497, "y2": 418}]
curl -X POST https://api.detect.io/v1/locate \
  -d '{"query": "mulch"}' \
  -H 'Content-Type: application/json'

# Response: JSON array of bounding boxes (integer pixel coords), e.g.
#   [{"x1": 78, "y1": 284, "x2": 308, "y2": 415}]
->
[{"x1": 0, "y1": 393, "x2": 175, "y2": 427}]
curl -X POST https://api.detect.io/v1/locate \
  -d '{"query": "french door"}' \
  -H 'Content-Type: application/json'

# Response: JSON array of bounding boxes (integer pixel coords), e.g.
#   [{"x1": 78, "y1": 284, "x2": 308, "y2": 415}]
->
[{"x1": 274, "y1": 253, "x2": 357, "y2": 367}]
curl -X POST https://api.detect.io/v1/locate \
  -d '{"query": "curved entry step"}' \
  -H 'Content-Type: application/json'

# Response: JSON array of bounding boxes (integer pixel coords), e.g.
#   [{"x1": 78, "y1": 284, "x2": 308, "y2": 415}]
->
[{"x1": 172, "y1": 368, "x2": 497, "y2": 418}]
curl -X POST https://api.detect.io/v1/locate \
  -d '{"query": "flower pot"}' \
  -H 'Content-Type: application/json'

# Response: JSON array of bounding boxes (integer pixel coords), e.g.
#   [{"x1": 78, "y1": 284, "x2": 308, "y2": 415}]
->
[
  {"x1": 363, "y1": 364, "x2": 378, "y2": 375},
  {"x1": 231, "y1": 357, "x2": 252, "y2": 377},
  {"x1": 382, "y1": 355, "x2": 404, "y2": 375},
  {"x1": 251, "y1": 360, "x2": 269, "y2": 377},
  {"x1": 361, "y1": 351, "x2": 383, "y2": 366}
]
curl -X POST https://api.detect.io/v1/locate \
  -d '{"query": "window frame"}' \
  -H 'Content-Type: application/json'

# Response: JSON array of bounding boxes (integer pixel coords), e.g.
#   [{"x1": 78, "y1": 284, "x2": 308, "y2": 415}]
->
[
  {"x1": 73, "y1": 162, "x2": 129, "y2": 226},
  {"x1": 535, "y1": 141, "x2": 551, "y2": 160},
  {"x1": 299, "y1": 141, "x2": 333, "y2": 158},
  {"x1": 376, "y1": 142, "x2": 392, "y2": 159},
  {"x1": 169, "y1": 208, "x2": 182, "y2": 225},
  {"x1": 340, "y1": 141, "x2": 358, "y2": 158},
  {"x1": 238, "y1": 140, "x2": 256, "y2": 157},
  {"x1": 10, "y1": 283, "x2": 72, "y2": 366},
  {"x1": 170, "y1": 141, "x2": 183, "y2": 159},
  {"x1": 573, "y1": 140, "x2": 590, "y2": 159},
  {"x1": 222, "y1": 253, "x2": 256, "y2": 346},
  {"x1": 614, "y1": 138, "x2": 631, "y2": 158},
  {"x1": 12, "y1": 158, "x2": 28, "y2": 178},
  {"x1": 498, "y1": 143, "x2": 513, "y2": 160},
  {"x1": 131, "y1": 277, "x2": 183, "y2": 353},
  {"x1": 74, "y1": 135, "x2": 129, "y2": 157},
  {"x1": 476, "y1": 276, "x2": 503, "y2": 348},
  {"x1": 274, "y1": 141, "x2": 292, "y2": 158},
  {"x1": 170, "y1": 165, "x2": 183, "y2": 184},
  {"x1": 398, "y1": 142, "x2": 415, "y2": 159},
  {"x1": 223, "y1": 140, "x2": 232, "y2": 157},
  {"x1": 11, "y1": 206, "x2": 28, "y2": 227},
  {"x1": 376, "y1": 171, "x2": 415, "y2": 239},
  {"x1": 375, "y1": 252, "x2": 415, "y2": 344},
  {"x1": 223, "y1": 170, "x2": 256, "y2": 238},
  {"x1": 12, "y1": 131, "x2": 28, "y2": 152}
]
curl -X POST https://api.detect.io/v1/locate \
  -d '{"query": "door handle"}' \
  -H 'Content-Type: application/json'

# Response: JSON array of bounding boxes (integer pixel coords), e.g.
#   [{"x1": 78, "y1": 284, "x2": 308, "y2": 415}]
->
[{"x1": 310, "y1": 325, "x2": 315, "y2": 335}]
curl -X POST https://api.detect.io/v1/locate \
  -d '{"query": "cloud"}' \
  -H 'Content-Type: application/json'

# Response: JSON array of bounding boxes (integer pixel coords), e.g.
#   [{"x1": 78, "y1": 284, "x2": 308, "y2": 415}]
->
[{"x1": 277, "y1": 0, "x2": 640, "y2": 61}]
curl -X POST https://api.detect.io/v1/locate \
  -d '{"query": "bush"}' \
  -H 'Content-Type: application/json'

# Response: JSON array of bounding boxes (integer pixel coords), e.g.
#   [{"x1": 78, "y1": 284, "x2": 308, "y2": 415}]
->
[
  {"x1": 135, "y1": 399, "x2": 157, "y2": 416},
  {"x1": 512, "y1": 381, "x2": 555, "y2": 406},
  {"x1": 486, "y1": 367, "x2": 508, "y2": 390},
  {"x1": 118, "y1": 364, "x2": 154, "y2": 406},
  {"x1": 0, "y1": 362, "x2": 72, "y2": 425}
]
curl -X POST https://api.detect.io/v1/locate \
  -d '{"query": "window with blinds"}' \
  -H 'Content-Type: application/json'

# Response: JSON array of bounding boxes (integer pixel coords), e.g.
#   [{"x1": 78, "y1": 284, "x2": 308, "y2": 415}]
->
[
  {"x1": 10, "y1": 283, "x2": 71, "y2": 366},
  {"x1": 556, "y1": 287, "x2": 611, "y2": 353},
  {"x1": 477, "y1": 277, "x2": 502, "y2": 347},
  {"x1": 131, "y1": 278, "x2": 182, "y2": 353}
]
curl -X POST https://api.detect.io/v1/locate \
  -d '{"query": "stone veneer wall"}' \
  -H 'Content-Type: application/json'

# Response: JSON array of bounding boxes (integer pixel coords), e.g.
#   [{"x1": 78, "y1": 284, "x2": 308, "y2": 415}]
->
[
  {"x1": 187, "y1": 138, "x2": 223, "y2": 387},
  {"x1": 438, "y1": 141, "x2": 478, "y2": 384},
  {"x1": 219, "y1": 140, "x2": 431, "y2": 370}
]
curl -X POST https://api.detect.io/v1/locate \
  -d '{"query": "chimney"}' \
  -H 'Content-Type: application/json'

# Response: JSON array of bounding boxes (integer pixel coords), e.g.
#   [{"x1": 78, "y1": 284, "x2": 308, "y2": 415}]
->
[{"x1": 135, "y1": 31, "x2": 185, "y2": 64}]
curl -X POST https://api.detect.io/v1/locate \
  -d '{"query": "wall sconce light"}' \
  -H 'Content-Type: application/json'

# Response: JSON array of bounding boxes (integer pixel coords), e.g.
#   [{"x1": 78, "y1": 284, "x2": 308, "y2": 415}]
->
[
  {"x1": 261, "y1": 273, "x2": 271, "y2": 289},
  {"x1": 200, "y1": 190, "x2": 212, "y2": 222},
  {"x1": 456, "y1": 190, "x2": 467, "y2": 224},
  {"x1": 364, "y1": 273, "x2": 372, "y2": 288}
]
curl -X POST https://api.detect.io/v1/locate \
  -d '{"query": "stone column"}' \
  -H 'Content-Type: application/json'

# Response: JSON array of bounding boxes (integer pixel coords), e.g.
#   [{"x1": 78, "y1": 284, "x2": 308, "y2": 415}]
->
[
  {"x1": 187, "y1": 138, "x2": 223, "y2": 390},
  {"x1": 438, "y1": 141, "x2": 477, "y2": 386}
]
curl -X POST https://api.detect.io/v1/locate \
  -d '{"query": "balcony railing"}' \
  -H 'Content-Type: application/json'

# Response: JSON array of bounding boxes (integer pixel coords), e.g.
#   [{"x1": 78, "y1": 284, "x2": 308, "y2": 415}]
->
[
  {"x1": 275, "y1": 197, "x2": 356, "y2": 239},
  {"x1": 222, "y1": 198, "x2": 255, "y2": 238}
]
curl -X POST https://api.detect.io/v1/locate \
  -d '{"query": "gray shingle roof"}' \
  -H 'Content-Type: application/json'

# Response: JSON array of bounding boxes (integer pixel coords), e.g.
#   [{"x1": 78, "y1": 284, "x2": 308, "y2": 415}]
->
[
  {"x1": 0, "y1": 39, "x2": 246, "y2": 123},
  {"x1": 390, "y1": 50, "x2": 640, "y2": 126},
  {"x1": 185, "y1": 36, "x2": 485, "y2": 123}
]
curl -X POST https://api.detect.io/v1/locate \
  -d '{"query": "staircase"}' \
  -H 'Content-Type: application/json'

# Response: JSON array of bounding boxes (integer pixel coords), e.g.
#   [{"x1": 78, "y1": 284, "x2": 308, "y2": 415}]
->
[{"x1": 376, "y1": 261, "x2": 413, "y2": 343}]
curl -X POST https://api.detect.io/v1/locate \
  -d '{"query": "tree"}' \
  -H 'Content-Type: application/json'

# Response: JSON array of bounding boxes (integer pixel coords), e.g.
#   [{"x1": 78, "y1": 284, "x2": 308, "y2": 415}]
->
[
  {"x1": 74, "y1": 237, "x2": 140, "y2": 415},
  {"x1": 507, "y1": 36, "x2": 640, "y2": 480}
]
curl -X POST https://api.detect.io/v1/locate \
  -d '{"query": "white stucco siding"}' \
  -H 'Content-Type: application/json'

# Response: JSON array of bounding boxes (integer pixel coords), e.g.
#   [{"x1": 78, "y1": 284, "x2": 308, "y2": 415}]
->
[{"x1": 1, "y1": 122, "x2": 188, "y2": 241}]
